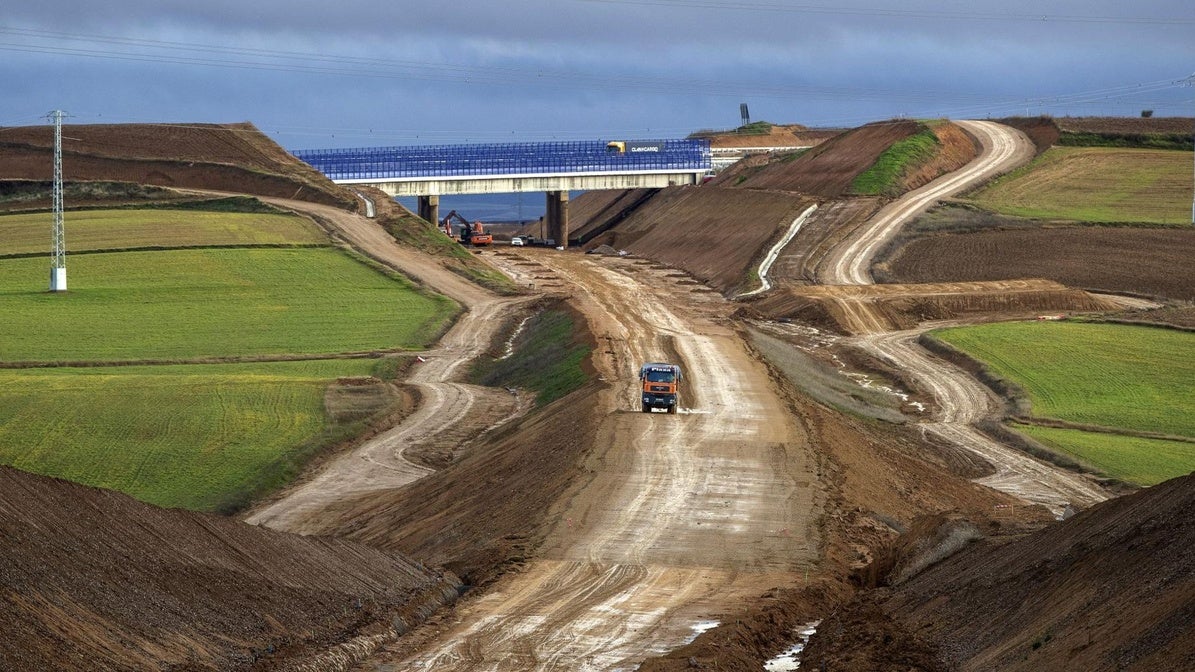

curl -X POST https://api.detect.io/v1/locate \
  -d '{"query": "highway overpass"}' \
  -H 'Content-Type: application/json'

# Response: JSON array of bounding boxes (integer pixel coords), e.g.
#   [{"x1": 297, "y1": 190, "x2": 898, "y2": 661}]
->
[{"x1": 293, "y1": 139, "x2": 711, "y2": 247}]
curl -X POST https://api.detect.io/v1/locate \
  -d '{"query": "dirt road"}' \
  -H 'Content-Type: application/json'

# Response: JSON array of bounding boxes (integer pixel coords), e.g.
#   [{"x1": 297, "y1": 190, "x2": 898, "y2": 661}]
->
[
  {"x1": 365, "y1": 251, "x2": 820, "y2": 670},
  {"x1": 818, "y1": 121, "x2": 1107, "y2": 512},
  {"x1": 245, "y1": 200, "x2": 530, "y2": 534},
  {"x1": 858, "y1": 329, "x2": 1107, "y2": 510}
]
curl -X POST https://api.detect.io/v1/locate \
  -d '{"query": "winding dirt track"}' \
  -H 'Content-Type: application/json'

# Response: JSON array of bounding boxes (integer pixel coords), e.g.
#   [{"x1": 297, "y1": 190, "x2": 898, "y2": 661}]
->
[
  {"x1": 369, "y1": 252, "x2": 820, "y2": 670},
  {"x1": 245, "y1": 200, "x2": 530, "y2": 534},
  {"x1": 819, "y1": 120, "x2": 1107, "y2": 512}
]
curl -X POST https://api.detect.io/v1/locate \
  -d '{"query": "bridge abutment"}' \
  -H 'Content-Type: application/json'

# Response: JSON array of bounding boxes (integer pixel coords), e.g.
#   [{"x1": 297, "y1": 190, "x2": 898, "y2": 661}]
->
[
  {"x1": 546, "y1": 191, "x2": 569, "y2": 249},
  {"x1": 417, "y1": 195, "x2": 440, "y2": 226}
]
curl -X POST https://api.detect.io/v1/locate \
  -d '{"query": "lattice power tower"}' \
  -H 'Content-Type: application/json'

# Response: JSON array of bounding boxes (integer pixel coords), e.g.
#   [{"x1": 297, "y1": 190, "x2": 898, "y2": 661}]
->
[{"x1": 49, "y1": 109, "x2": 67, "y2": 292}]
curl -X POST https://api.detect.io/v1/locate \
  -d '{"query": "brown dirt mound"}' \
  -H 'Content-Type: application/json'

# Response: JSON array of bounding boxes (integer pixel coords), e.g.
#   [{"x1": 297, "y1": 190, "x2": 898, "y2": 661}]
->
[
  {"x1": 0, "y1": 466, "x2": 460, "y2": 671},
  {"x1": 900, "y1": 122, "x2": 979, "y2": 193},
  {"x1": 579, "y1": 185, "x2": 815, "y2": 295},
  {"x1": 707, "y1": 119, "x2": 922, "y2": 196},
  {"x1": 743, "y1": 280, "x2": 1118, "y2": 334},
  {"x1": 996, "y1": 117, "x2": 1062, "y2": 154},
  {"x1": 805, "y1": 473, "x2": 1195, "y2": 672},
  {"x1": 0, "y1": 121, "x2": 356, "y2": 210},
  {"x1": 881, "y1": 222, "x2": 1195, "y2": 301}
]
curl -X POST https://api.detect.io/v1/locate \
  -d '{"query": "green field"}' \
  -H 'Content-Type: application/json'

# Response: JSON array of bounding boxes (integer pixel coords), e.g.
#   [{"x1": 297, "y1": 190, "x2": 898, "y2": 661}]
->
[
  {"x1": 969, "y1": 147, "x2": 1192, "y2": 224},
  {"x1": 0, "y1": 248, "x2": 457, "y2": 361},
  {"x1": 0, "y1": 208, "x2": 326, "y2": 255},
  {"x1": 1017, "y1": 426, "x2": 1195, "y2": 487},
  {"x1": 0, "y1": 203, "x2": 476, "y2": 511},
  {"x1": 0, "y1": 360, "x2": 386, "y2": 511},
  {"x1": 934, "y1": 321, "x2": 1195, "y2": 485}
]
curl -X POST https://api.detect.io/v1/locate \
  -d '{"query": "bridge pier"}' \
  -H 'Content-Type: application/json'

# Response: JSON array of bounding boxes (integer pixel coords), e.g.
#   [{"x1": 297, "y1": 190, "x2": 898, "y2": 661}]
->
[
  {"x1": 545, "y1": 190, "x2": 569, "y2": 248},
  {"x1": 417, "y1": 195, "x2": 440, "y2": 226}
]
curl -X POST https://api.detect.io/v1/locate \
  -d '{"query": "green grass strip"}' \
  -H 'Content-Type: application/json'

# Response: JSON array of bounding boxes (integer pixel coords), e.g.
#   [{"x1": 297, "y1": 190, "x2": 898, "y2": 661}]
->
[
  {"x1": 1018, "y1": 425, "x2": 1195, "y2": 486},
  {"x1": 0, "y1": 360, "x2": 382, "y2": 511},
  {"x1": 0, "y1": 208, "x2": 327, "y2": 255}
]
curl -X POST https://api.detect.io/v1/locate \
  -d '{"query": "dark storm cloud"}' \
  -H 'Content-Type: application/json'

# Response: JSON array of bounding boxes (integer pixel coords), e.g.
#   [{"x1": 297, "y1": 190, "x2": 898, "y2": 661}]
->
[{"x1": 2, "y1": 1, "x2": 1192, "y2": 146}]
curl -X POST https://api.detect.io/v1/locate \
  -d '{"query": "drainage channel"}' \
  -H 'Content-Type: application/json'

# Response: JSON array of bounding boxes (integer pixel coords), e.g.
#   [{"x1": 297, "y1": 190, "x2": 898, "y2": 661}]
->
[{"x1": 764, "y1": 620, "x2": 821, "y2": 671}]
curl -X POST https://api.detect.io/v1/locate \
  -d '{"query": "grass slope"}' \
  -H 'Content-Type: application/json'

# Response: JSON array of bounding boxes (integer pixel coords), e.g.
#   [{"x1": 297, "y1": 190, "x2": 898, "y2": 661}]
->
[
  {"x1": 850, "y1": 128, "x2": 940, "y2": 196},
  {"x1": 0, "y1": 208, "x2": 326, "y2": 255},
  {"x1": 968, "y1": 147, "x2": 1192, "y2": 224},
  {"x1": 0, "y1": 359, "x2": 384, "y2": 511},
  {"x1": 0, "y1": 248, "x2": 456, "y2": 361},
  {"x1": 470, "y1": 304, "x2": 591, "y2": 406},
  {"x1": 934, "y1": 321, "x2": 1195, "y2": 485}
]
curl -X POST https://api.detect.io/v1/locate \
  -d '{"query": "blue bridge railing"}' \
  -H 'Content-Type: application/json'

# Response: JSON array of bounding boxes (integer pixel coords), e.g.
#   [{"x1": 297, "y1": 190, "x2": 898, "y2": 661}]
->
[{"x1": 292, "y1": 139, "x2": 711, "y2": 181}]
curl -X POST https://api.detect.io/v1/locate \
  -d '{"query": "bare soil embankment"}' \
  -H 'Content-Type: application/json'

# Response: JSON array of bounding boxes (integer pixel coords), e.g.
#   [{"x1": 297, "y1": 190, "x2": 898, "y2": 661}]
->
[
  {"x1": 803, "y1": 473, "x2": 1195, "y2": 672},
  {"x1": 0, "y1": 466, "x2": 460, "y2": 671},
  {"x1": 0, "y1": 122, "x2": 356, "y2": 210},
  {"x1": 578, "y1": 185, "x2": 816, "y2": 294},
  {"x1": 705, "y1": 119, "x2": 975, "y2": 199}
]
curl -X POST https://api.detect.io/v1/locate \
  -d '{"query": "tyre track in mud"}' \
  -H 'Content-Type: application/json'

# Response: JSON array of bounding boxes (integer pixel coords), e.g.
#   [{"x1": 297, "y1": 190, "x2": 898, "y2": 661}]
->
[
  {"x1": 818, "y1": 120, "x2": 1107, "y2": 513},
  {"x1": 372, "y1": 252, "x2": 820, "y2": 671}
]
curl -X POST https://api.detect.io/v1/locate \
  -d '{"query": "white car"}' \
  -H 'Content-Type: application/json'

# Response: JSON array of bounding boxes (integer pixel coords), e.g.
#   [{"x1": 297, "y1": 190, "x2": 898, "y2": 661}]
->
[{"x1": 510, "y1": 236, "x2": 525, "y2": 247}]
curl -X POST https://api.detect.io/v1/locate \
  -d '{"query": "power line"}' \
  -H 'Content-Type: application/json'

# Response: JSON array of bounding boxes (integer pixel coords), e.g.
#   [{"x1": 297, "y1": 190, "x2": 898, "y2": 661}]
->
[{"x1": 571, "y1": 0, "x2": 1195, "y2": 25}]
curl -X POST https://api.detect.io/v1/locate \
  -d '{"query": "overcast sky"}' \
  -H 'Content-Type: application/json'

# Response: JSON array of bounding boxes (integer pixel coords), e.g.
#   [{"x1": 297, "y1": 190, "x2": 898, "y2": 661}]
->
[{"x1": 2, "y1": 1, "x2": 1192, "y2": 149}]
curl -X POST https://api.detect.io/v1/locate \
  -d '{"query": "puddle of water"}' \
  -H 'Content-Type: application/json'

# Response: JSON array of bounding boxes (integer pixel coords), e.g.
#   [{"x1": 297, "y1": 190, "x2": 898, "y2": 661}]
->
[
  {"x1": 686, "y1": 620, "x2": 721, "y2": 643},
  {"x1": 763, "y1": 620, "x2": 820, "y2": 671},
  {"x1": 837, "y1": 364, "x2": 924, "y2": 414},
  {"x1": 496, "y1": 315, "x2": 533, "y2": 360}
]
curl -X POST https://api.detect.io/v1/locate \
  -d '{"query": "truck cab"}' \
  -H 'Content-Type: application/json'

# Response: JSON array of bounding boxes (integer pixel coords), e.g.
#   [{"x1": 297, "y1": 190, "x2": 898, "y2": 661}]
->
[{"x1": 640, "y1": 363, "x2": 681, "y2": 414}]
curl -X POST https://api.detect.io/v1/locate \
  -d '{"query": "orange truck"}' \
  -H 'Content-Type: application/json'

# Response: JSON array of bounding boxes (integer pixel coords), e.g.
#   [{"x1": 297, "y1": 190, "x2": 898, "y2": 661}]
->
[{"x1": 640, "y1": 362, "x2": 682, "y2": 413}]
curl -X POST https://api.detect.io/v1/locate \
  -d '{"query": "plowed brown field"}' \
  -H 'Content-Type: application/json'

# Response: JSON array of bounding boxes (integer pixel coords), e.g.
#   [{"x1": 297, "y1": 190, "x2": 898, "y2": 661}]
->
[{"x1": 884, "y1": 225, "x2": 1195, "y2": 301}]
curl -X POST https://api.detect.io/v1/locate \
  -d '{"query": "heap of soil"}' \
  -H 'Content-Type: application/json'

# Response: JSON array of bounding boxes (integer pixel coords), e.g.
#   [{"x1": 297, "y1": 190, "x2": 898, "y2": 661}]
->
[
  {"x1": 0, "y1": 466, "x2": 460, "y2": 671},
  {"x1": 803, "y1": 473, "x2": 1195, "y2": 672},
  {"x1": 0, "y1": 121, "x2": 356, "y2": 210}
]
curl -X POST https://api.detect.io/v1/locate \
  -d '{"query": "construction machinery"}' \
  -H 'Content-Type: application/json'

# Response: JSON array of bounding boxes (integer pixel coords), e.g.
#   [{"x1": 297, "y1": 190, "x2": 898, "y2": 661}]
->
[
  {"x1": 441, "y1": 210, "x2": 493, "y2": 246},
  {"x1": 640, "y1": 362, "x2": 682, "y2": 413}
]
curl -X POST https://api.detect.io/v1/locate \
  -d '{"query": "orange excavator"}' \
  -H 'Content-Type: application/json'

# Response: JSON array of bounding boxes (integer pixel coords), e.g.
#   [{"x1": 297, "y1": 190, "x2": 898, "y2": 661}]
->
[{"x1": 441, "y1": 210, "x2": 493, "y2": 246}]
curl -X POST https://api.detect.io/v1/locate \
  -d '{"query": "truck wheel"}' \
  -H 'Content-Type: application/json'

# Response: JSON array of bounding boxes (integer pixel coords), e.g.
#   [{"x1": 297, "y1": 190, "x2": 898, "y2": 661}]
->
[
  {"x1": 642, "y1": 403, "x2": 651, "y2": 413},
  {"x1": 667, "y1": 405, "x2": 677, "y2": 414}
]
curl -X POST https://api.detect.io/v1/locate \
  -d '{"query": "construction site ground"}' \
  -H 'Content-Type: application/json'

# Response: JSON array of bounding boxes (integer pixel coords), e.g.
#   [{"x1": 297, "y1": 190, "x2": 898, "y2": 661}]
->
[{"x1": 2, "y1": 118, "x2": 1191, "y2": 670}]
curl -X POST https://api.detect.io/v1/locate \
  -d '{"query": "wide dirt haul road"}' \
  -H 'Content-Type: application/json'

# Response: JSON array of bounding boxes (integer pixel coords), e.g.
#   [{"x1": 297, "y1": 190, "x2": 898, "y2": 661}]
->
[{"x1": 363, "y1": 253, "x2": 821, "y2": 670}]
